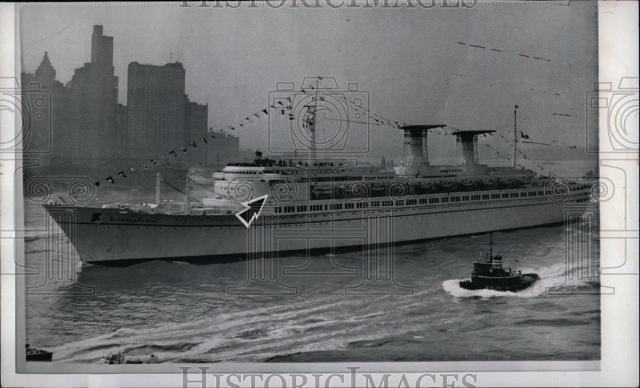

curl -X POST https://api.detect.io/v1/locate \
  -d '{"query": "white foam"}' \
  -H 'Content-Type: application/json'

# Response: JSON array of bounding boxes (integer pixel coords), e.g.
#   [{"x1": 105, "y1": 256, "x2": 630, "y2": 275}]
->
[{"x1": 442, "y1": 279, "x2": 528, "y2": 298}]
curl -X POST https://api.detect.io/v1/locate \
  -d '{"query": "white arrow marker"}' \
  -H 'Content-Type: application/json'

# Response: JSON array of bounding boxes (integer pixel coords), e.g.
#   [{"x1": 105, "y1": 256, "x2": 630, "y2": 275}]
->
[{"x1": 235, "y1": 194, "x2": 268, "y2": 228}]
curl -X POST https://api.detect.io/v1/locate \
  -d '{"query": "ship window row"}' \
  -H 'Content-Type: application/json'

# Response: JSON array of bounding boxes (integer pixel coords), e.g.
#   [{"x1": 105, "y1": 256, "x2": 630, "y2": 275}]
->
[
  {"x1": 569, "y1": 183, "x2": 590, "y2": 190},
  {"x1": 364, "y1": 176, "x2": 394, "y2": 181},
  {"x1": 275, "y1": 189, "x2": 549, "y2": 214}
]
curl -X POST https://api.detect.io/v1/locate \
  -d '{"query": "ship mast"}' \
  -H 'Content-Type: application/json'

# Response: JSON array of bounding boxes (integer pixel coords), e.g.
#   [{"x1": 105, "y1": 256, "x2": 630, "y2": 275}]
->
[
  {"x1": 184, "y1": 172, "x2": 191, "y2": 215},
  {"x1": 513, "y1": 104, "x2": 519, "y2": 168},
  {"x1": 155, "y1": 171, "x2": 162, "y2": 204},
  {"x1": 302, "y1": 77, "x2": 321, "y2": 163},
  {"x1": 489, "y1": 232, "x2": 493, "y2": 257}
]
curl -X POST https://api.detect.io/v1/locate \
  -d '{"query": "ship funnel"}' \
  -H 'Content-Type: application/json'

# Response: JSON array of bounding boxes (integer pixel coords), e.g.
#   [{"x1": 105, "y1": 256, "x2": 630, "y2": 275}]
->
[
  {"x1": 399, "y1": 125, "x2": 445, "y2": 174},
  {"x1": 451, "y1": 129, "x2": 495, "y2": 166}
]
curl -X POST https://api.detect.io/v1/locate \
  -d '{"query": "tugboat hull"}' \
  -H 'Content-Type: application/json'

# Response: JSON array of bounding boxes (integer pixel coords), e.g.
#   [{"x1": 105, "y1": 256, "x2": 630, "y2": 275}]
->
[
  {"x1": 26, "y1": 349, "x2": 53, "y2": 362},
  {"x1": 459, "y1": 273, "x2": 540, "y2": 292}
]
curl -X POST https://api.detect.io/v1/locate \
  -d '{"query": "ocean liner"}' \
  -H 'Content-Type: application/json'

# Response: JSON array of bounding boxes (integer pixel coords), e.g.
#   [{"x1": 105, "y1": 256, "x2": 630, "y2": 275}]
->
[{"x1": 44, "y1": 108, "x2": 592, "y2": 265}]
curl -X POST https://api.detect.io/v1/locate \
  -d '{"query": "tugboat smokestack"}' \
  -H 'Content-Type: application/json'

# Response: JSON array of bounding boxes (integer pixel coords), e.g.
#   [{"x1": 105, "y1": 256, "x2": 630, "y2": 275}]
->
[{"x1": 155, "y1": 171, "x2": 162, "y2": 204}]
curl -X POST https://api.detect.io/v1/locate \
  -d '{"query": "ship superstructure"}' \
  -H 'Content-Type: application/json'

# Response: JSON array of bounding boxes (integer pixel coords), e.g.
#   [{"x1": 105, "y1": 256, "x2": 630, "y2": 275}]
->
[{"x1": 44, "y1": 107, "x2": 592, "y2": 265}]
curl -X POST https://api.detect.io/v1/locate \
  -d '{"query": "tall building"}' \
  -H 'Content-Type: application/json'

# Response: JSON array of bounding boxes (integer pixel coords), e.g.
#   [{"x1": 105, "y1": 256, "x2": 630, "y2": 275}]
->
[
  {"x1": 127, "y1": 62, "x2": 210, "y2": 164},
  {"x1": 91, "y1": 25, "x2": 113, "y2": 68},
  {"x1": 127, "y1": 62, "x2": 188, "y2": 160},
  {"x1": 184, "y1": 99, "x2": 208, "y2": 165},
  {"x1": 21, "y1": 52, "x2": 70, "y2": 166},
  {"x1": 66, "y1": 25, "x2": 119, "y2": 163},
  {"x1": 115, "y1": 103, "x2": 128, "y2": 159},
  {"x1": 205, "y1": 131, "x2": 239, "y2": 168}
]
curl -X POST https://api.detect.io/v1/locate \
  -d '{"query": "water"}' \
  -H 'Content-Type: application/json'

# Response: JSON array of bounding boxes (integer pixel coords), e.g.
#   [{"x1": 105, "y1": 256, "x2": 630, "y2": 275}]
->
[
  {"x1": 24, "y1": 203, "x2": 600, "y2": 363},
  {"x1": 23, "y1": 158, "x2": 600, "y2": 363}
]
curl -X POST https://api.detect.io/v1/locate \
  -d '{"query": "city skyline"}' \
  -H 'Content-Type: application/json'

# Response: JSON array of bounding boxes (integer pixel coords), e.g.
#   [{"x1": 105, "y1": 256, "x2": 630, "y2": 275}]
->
[
  {"x1": 20, "y1": 2, "x2": 598, "y2": 162},
  {"x1": 21, "y1": 24, "x2": 239, "y2": 168}
]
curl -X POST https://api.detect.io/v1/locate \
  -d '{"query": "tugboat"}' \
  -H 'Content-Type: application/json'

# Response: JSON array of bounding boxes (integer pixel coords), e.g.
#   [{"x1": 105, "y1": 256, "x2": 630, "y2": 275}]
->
[
  {"x1": 25, "y1": 344, "x2": 53, "y2": 361},
  {"x1": 103, "y1": 351, "x2": 159, "y2": 364},
  {"x1": 104, "y1": 352, "x2": 125, "y2": 364},
  {"x1": 459, "y1": 234, "x2": 540, "y2": 292}
]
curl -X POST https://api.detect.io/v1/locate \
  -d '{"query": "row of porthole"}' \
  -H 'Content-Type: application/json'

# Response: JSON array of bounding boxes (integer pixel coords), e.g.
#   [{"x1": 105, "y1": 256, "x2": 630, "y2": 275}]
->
[{"x1": 274, "y1": 192, "x2": 549, "y2": 215}]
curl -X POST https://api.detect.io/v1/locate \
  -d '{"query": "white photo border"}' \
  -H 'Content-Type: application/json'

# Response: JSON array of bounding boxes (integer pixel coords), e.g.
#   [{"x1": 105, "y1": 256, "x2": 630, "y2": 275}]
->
[{"x1": 1, "y1": 1, "x2": 638, "y2": 387}]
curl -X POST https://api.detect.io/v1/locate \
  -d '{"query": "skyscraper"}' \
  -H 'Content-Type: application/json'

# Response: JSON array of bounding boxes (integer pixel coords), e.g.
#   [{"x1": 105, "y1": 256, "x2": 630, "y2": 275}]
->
[
  {"x1": 185, "y1": 99, "x2": 208, "y2": 165},
  {"x1": 127, "y1": 62, "x2": 209, "y2": 163},
  {"x1": 21, "y1": 51, "x2": 69, "y2": 166},
  {"x1": 66, "y1": 25, "x2": 119, "y2": 164},
  {"x1": 205, "y1": 131, "x2": 239, "y2": 169},
  {"x1": 127, "y1": 62, "x2": 187, "y2": 160},
  {"x1": 91, "y1": 25, "x2": 113, "y2": 69}
]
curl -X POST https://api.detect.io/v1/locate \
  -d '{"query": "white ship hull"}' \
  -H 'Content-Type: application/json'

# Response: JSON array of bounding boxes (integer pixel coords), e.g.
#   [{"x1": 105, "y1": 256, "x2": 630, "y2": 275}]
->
[{"x1": 45, "y1": 195, "x2": 588, "y2": 265}]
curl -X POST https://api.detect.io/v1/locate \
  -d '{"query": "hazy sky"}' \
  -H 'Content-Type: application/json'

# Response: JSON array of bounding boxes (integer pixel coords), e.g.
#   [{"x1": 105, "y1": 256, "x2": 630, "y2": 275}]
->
[{"x1": 19, "y1": 1, "x2": 598, "y2": 163}]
